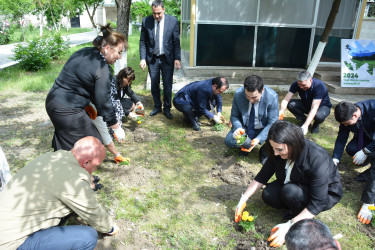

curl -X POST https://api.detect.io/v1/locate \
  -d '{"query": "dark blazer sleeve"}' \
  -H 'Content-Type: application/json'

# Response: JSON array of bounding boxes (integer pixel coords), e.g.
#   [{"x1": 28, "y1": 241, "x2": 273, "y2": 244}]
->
[
  {"x1": 254, "y1": 157, "x2": 280, "y2": 185},
  {"x1": 196, "y1": 88, "x2": 214, "y2": 119},
  {"x1": 359, "y1": 100, "x2": 375, "y2": 152},
  {"x1": 139, "y1": 16, "x2": 154, "y2": 64},
  {"x1": 124, "y1": 86, "x2": 141, "y2": 104},
  {"x1": 215, "y1": 94, "x2": 223, "y2": 113},
  {"x1": 332, "y1": 124, "x2": 351, "y2": 160},
  {"x1": 163, "y1": 14, "x2": 181, "y2": 65}
]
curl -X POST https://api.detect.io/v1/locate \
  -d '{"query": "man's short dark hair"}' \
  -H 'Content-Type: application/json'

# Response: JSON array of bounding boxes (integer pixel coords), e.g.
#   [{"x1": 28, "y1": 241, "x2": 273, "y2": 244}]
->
[
  {"x1": 285, "y1": 219, "x2": 338, "y2": 250},
  {"x1": 212, "y1": 77, "x2": 229, "y2": 89},
  {"x1": 243, "y1": 75, "x2": 263, "y2": 92},
  {"x1": 152, "y1": 0, "x2": 164, "y2": 8},
  {"x1": 266, "y1": 120, "x2": 305, "y2": 162},
  {"x1": 334, "y1": 101, "x2": 357, "y2": 123}
]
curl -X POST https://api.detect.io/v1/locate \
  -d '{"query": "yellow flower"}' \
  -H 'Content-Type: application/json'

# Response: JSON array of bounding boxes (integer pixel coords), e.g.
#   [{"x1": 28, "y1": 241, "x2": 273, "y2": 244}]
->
[
  {"x1": 237, "y1": 140, "x2": 240, "y2": 144},
  {"x1": 247, "y1": 216, "x2": 254, "y2": 222},
  {"x1": 368, "y1": 205, "x2": 375, "y2": 211},
  {"x1": 137, "y1": 121, "x2": 141, "y2": 124},
  {"x1": 242, "y1": 214, "x2": 248, "y2": 221}
]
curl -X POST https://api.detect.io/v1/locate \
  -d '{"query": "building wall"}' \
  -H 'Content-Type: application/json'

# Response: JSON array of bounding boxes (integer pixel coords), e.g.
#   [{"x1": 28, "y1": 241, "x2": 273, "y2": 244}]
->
[{"x1": 359, "y1": 18, "x2": 375, "y2": 39}]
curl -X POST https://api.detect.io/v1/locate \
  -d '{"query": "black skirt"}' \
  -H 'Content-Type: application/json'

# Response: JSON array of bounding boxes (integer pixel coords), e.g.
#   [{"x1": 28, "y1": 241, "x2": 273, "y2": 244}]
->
[{"x1": 46, "y1": 96, "x2": 102, "y2": 151}]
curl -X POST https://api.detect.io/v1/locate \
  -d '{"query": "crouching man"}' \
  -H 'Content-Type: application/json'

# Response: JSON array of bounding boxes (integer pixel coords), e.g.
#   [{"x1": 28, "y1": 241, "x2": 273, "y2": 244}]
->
[{"x1": 0, "y1": 137, "x2": 119, "y2": 249}]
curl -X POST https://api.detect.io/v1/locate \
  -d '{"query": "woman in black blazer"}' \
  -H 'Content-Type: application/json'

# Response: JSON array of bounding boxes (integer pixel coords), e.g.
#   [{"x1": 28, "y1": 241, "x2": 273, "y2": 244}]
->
[{"x1": 235, "y1": 120, "x2": 343, "y2": 247}]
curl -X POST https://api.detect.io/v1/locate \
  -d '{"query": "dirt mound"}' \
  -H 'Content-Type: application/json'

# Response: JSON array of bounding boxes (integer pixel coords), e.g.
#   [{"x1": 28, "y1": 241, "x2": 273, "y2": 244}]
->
[
  {"x1": 211, "y1": 161, "x2": 255, "y2": 186},
  {"x1": 127, "y1": 127, "x2": 159, "y2": 143}
]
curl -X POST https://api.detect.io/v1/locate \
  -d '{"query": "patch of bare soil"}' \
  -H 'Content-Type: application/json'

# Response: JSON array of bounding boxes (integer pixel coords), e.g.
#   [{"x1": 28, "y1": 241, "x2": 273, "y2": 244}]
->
[
  {"x1": 127, "y1": 127, "x2": 160, "y2": 143},
  {"x1": 97, "y1": 220, "x2": 159, "y2": 250}
]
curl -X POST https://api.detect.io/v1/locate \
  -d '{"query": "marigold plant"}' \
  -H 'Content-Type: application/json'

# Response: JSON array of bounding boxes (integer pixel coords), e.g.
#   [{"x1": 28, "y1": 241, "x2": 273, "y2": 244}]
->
[{"x1": 238, "y1": 211, "x2": 256, "y2": 232}]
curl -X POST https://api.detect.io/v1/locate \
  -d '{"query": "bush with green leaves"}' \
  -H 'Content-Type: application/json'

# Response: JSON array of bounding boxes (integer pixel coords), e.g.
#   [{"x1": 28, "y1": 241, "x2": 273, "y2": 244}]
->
[
  {"x1": 12, "y1": 33, "x2": 70, "y2": 71},
  {"x1": 46, "y1": 32, "x2": 70, "y2": 59},
  {"x1": 0, "y1": 19, "x2": 15, "y2": 45}
]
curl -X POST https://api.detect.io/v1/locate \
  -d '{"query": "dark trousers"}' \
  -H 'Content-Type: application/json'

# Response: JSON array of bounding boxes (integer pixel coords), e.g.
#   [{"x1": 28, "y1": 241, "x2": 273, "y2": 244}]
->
[
  {"x1": 362, "y1": 159, "x2": 375, "y2": 204},
  {"x1": 287, "y1": 99, "x2": 331, "y2": 125},
  {"x1": 148, "y1": 55, "x2": 174, "y2": 111},
  {"x1": 262, "y1": 180, "x2": 310, "y2": 215},
  {"x1": 173, "y1": 94, "x2": 196, "y2": 124}
]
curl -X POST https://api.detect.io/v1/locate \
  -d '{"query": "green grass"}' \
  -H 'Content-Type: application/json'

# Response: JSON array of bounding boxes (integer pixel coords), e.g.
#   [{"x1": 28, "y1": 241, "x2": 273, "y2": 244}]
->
[
  {"x1": 9, "y1": 27, "x2": 93, "y2": 43},
  {"x1": 0, "y1": 30, "x2": 374, "y2": 249}
]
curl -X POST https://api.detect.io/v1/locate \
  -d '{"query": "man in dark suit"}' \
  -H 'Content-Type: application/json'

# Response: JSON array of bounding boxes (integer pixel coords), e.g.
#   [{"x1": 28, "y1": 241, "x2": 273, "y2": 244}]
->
[
  {"x1": 225, "y1": 75, "x2": 279, "y2": 164},
  {"x1": 139, "y1": 0, "x2": 181, "y2": 119},
  {"x1": 173, "y1": 77, "x2": 229, "y2": 131},
  {"x1": 333, "y1": 100, "x2": 375, "y2": 224}
]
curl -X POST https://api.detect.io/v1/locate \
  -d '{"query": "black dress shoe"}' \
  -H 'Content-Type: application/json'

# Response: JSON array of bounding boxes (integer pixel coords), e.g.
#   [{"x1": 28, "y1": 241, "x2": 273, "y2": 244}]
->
[
  {"x1": 150, "y1": 108, "x2": 162, "y2": 116},
  {"x1": 356, "y1": 168, "x2": 370, "y2": 182},
  {"x1": 164, "y1": 110, "x2": 173, "y2": 119},
  {"x1": 192, "y1": 122, "x2": 201, "y2": 131}
]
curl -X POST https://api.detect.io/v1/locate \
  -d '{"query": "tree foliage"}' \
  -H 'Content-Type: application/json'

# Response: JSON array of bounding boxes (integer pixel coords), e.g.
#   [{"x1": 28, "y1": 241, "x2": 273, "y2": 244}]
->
[
  {"x1": 368, "y1": 3, "x2": 375, "y2": 17},
  {"x1": 34, "y1": 0, "x2": 85, "y2": 31},
  {"x1": 0, "y1": 0, "x2": 34, "y2": 19},
  {"x1": 130, "y1": 0, "x2": 181, "y2": 24}
]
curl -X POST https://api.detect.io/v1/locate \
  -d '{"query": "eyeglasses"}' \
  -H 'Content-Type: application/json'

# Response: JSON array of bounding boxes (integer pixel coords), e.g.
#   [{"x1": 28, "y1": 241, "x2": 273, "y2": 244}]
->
[{"x1": 110, "y1": 47, "x2": 123, "y2": 56}]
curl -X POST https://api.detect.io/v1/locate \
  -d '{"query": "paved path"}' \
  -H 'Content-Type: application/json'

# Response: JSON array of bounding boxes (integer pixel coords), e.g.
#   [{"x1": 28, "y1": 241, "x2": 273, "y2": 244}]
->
[{"x1": 0, "y1": 31, "x2": 97, "y2": 69}]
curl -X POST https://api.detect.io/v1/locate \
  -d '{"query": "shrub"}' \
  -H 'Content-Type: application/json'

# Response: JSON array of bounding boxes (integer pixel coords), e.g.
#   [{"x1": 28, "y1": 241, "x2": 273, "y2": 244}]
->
[
  {"x1": 46, "y1": 32, "x2": 70, "y2": 59},
  {"x1": 0, "y1": 20, "x2": 15, "y2": 45},
  {"x1": 12, "y1": 33, "x2": 70, "y2": 71}
]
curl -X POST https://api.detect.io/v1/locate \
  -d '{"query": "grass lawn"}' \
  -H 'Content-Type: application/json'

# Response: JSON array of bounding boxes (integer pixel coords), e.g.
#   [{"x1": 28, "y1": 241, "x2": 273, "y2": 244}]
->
[
  {"x1": 0, "y1": 31, "x2": 374, "y2": 249},
  {"x1": 9, "y1": 27, "x2": 93, "y2": 43}
]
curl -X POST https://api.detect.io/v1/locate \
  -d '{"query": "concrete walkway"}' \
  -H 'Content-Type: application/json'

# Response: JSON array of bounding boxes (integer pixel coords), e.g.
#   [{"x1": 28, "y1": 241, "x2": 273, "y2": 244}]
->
[{"x1": 0, "y1": 30, "x2": 97, "y2": 69}]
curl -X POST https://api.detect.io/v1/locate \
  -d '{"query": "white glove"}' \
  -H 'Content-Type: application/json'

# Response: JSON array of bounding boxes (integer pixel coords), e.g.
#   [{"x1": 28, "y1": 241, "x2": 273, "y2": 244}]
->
[
  {"x1": 353, "y1": 150, "x2": 367, "y2": 165},
  {"x1": 128, "y1": 112, "x2": 139, "y2": 118},
  {"x1": 301, "y1": 125, "x2": 308, "y2": 135},
  {"x1": 235, "y1": 195, "x2": 247, "y2": 222},
  {"x1": 233, "y1": 128, "x2": 245, "y2": 140},
  {"x1": 217, "y1": 112, "x2": 222, "y2": 117},
  {"x1": 332, "y1": 158, "x2": 339, "y2": 166},
  {"x1": 251, "y1": 138, "x2": 260, "y2": 147},
  {"x1": 107, "y1": 223, "x2": 120, "y2": 236},
  {"x1": 113, "y1": 127, "x2": 125, "y2": 143},
  {"x1": 136, "y1": 102, "x2": 144, "y2": 110},
  {"x1": 357, "y1": 203, "x2": 374, "y2": 224},
  {"x1": 268, "y1": 220, "x2": 293, "y2": 247},
  {"x1": 213, "y1": 115, "x2": 223, "y2": 124}
]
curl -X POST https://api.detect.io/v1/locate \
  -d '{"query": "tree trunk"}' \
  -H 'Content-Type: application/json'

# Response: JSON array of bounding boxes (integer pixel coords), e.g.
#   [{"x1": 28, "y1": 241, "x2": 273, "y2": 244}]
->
[
  {"x1": 84, "y1": 2, "x2": 98, "y2": 29},
  {"x1": 307, "y1": 0, "x2": 341, "y2": 75},
  {"x1": 114, "y1": 0, "x2": 131, "y2": 75}
]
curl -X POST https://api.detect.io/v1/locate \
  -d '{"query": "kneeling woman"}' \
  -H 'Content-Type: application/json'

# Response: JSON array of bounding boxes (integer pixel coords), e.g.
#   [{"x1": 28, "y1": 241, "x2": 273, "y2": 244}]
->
[{"x1": 235, "y1": 120, "x2": 343, "y2": 247}]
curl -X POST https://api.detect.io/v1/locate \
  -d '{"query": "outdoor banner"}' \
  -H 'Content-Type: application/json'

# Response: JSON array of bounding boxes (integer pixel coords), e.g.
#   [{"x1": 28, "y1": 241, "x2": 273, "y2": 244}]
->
[{"x1": 341, "y1": 39, "x2": 375, "y2": 88}]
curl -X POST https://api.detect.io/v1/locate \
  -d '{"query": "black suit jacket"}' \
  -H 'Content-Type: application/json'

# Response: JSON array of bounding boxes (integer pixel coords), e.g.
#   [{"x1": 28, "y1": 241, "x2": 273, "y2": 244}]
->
[
  {"x1": 139, "y1": 14, "x2": 181, "y2": 66},
  {"x1": 255, "y1": 139, "x2": 343, "y2": 215},
  {"x1": 332, "y1": 99, "x2": 375, "y2": 160}
]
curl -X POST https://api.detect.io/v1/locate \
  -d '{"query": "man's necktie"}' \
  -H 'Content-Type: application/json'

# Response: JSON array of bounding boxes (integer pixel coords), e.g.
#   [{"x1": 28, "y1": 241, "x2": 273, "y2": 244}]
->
[
  {"x1": 246, "y1": 104, "x2": 255, "y2": 139},
  {"x1": 358, "y1": 121, "x2": 364, "y2": 150},
  {"x1": 154, "y1": 21, "x2": 160, "y2": 56}
]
